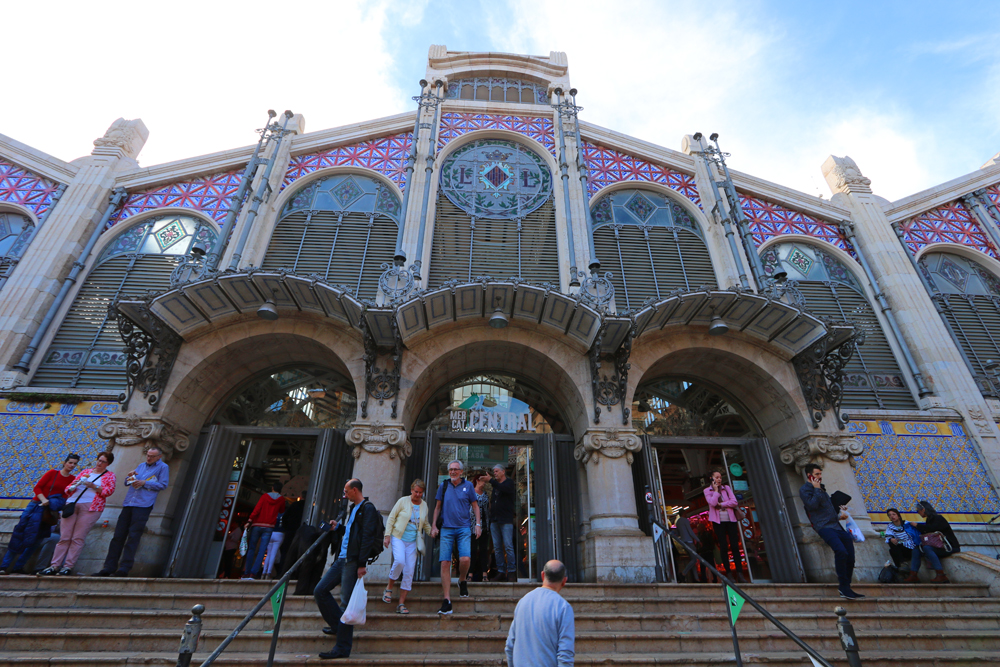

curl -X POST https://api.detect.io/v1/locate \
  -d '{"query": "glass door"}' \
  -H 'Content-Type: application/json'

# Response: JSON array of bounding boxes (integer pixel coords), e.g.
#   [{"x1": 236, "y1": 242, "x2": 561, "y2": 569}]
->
[{"x1": 724, "y1": 447, "x2": 773, "y2": 582}]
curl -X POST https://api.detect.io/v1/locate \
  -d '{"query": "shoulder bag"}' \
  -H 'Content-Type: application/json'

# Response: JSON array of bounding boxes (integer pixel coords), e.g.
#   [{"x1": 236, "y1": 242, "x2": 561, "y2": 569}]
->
[
  {"x1": 62, "y1": 471, "x2": 107, "y2": 519},
  {"x1": 921, "y1": 531, "x2": 952, "y2": 552},
  {"x1": 725, "y1": 486, "x2": 746, "y2": 521}
]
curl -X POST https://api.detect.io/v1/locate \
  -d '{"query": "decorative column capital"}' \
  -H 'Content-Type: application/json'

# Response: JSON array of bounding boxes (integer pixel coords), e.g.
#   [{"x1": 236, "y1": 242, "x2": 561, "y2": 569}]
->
[
  {"x1": 91, "y1": 117, "x2": 149, "y2": 161},
  {"x1": 97, "y1": 412, "x2": 189, "y2": 461},
  {"x1": 346, "y1": 421, "x2": 411, "y2": 460},
  {"x1": 779, "y1": 433, "x2": 863, "y2": 474},
  {"x1": 822, "y1": 155, "x2": 872, "y2": 195},
  {"x1": 574, "y1": 428, "x2": 642, "y2": 465}
]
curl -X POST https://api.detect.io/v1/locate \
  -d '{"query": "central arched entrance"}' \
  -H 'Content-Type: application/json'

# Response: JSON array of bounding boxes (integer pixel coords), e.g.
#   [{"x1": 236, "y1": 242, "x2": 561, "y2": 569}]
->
[{"x1": 406, "y1": 373, "x2": 580, "y2": 582}]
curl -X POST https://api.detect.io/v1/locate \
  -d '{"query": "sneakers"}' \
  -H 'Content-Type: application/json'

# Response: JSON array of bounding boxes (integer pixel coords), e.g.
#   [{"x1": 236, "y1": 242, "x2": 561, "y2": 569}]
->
[
  {"x1": 57, "y1": 567, "x2": 73, "y2": 576},
  {"x1": 240, "y1": 576, "x2": 255, "y2": 581},
  {"x1": 437, "y1": 599, "x2": 453, "y2": 615},
  {"x1": 459, "y1": 581, "x2": 469, "y2": 598},
  {"x1": 38, "y1": 567, "x2": 57, "y2": 577},
  {"x1": 838, "y1": 588, "x2": 864, "y2": 600}
]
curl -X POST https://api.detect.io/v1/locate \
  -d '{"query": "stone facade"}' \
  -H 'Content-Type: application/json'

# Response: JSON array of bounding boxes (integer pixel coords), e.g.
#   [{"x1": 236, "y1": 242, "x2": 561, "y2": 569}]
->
[{"x1": 1, "y1": 45, "x2": 999, "y2": 583}]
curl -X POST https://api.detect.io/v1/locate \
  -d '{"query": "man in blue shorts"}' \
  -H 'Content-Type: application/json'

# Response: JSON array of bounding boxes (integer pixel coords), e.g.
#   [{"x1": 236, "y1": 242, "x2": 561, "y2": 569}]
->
[{"x1": 430, "y1": 459, "x2": 481, "y2": 615}]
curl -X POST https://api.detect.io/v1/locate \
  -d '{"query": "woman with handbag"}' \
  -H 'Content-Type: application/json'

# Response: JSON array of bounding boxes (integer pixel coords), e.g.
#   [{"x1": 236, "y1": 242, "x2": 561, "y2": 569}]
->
[
  {"x1": 909, "y1": 500, "x2": 961, "y2": 583},
  {"x1": 41, "y1": 452, "x2": 116, "y2": 576},
  {"x1": 703, "y1": 470, "x2": 748, "y2": 582},
  {"x1": 0, "y1": 454, "x2": 79, "y2": 575},
  {"x1": 381, "y1": 479, "x2": 431, "y2": 614}
]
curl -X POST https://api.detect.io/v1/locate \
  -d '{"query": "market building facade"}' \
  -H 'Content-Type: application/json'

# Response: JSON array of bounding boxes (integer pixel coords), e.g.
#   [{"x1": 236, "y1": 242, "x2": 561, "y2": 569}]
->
[{"x1": 1, "y1": 46, "x2": 999, "y2": 583}]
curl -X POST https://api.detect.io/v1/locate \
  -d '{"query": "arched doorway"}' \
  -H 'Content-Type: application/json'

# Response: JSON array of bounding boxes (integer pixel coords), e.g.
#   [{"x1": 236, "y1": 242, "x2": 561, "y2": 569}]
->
[
  {"x1": 406, "y1": 373, "x2": 580, "y2": 582},
  {"x1": 165, "y1": 365, "x2": 357, "y2": 578}
]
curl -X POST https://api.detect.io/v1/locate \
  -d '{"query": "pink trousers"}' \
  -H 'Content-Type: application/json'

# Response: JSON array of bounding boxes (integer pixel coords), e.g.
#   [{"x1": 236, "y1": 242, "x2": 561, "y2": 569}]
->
[{"x1": 50, "y1": 509, "x2": 102, "y2": 570}]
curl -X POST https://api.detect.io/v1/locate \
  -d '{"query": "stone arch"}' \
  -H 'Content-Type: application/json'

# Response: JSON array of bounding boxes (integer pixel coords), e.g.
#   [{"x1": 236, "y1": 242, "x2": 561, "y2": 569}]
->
[
  {"x1": 0, "y1": 200, "x2": 40, "y2": 226},
  {"x1": 399, "y1": 323, "x2": 591, "y2": 440},
  {"x1": 157, "y1": 315, "x2": 365, "y2": 437}
]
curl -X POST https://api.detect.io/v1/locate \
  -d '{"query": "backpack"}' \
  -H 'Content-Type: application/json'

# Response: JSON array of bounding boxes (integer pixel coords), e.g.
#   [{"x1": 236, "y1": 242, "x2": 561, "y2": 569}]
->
[
  {"x1": 363, "y1": 500, "x2": 386, "y2": 565},
  {"x1": 878, "y1": 563, "x2": 900, "y2": 584}
]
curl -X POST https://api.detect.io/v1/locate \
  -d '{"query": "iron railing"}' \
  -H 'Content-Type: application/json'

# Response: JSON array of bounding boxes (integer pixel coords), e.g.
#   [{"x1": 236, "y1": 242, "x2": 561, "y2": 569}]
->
[
  {"x1": 670, "y1": 535, "x2": 855, "y2": 667},
  {"x1": 180, "y1": 529, "x2": 332, "y2": 667}
]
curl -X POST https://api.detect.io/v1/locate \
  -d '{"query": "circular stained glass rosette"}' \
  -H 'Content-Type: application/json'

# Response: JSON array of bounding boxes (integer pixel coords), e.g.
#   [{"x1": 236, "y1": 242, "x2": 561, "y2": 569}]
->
[{"x1": 439, "y1": 140, "x2": 552, "y2": 220}]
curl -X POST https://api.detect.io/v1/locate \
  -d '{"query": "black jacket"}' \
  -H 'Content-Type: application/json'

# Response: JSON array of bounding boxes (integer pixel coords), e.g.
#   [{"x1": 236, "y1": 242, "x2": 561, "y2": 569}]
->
[
  {"x1": 915, "y1": 514, "x2": 961, "y2": 553},
  {"x1": 335, "y1": 498, "x2": 380, "y2": 564}
]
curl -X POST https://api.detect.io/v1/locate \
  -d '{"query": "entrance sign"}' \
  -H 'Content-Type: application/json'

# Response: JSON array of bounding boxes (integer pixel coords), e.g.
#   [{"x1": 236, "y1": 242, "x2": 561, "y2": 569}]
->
[{"x1": 448, "y1": 394, "x2": 535, "y2": 434}]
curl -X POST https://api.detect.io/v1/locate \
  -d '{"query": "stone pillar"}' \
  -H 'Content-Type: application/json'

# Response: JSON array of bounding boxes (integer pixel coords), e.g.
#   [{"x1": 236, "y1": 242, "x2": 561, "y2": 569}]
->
[
  {"x1": 779, "y1": 433, "x2": 883, "y2": 583},
  {"x1": 83, "y1": 411, "x2": 190, "y2": 576},
  {"x1": 574, "y1": 427, "x2": 655, "y2": 582},
  {"x1": 0, "y1": 118, "x2": 148, "y2": 379},
  {"x1": 346, "y1": 419, "x2": 410, "y2": 579},
  {"x1": 822, "y1": 155, "x2": 1000, "y2": 491}
]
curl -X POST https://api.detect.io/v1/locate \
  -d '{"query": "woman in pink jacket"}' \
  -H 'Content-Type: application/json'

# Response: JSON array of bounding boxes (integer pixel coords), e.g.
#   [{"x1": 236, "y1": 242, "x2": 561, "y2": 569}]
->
[
  {"x1": 41, "y1": 452, "x2": 117, "y2": 576},
  {"x1": 702, "y1": 470, "x2": 747, "y2": 582}
]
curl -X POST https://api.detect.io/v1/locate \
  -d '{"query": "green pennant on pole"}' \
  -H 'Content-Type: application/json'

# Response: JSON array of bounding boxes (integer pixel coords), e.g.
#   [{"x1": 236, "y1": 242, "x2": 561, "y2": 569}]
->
[
  {"x1": 271, "y1": 582, "x2": 286, "y2": 624},
  {"x1": 726, "y1": 585, "x2": 745, "y2": 624}
]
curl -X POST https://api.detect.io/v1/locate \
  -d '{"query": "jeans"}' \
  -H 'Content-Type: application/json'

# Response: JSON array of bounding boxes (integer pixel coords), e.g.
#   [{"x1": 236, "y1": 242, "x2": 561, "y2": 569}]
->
[
  {"x1": 439, "y1": 526, "x2": 471, "y2": 561},
  {"x1": 911, "y1": 543, "x2": 943, "y2": 572},
  {"x1": 490, "y1": 522, "x2": 515, "y2": 574},
  {"x1": 244, "y1": 527, "x2": 273, "y2": 577},
  {"x1": 2, "y1": 497, "x2": 64, "y2": 571},
  {"x1": 314, "y1": 557, "x2": 359, "y2": 656},
  {"x1": 262, "y1": 532, "x2": 284, "y2": 578},
  {"x1": 816, "y1": 526, "x2": 856, "y2": 591},
  {"x1": 101, "y1": 504, "x2": 153, "y2": 575}
]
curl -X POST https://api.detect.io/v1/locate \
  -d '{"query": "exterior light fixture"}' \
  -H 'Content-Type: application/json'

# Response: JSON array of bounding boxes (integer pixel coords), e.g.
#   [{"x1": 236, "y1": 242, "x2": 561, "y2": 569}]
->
[
  {"x1": 772, "y1": 271, "x2": 788, "y2": 283},
  {"x1": 693, "y1": 132, "x2": 703, "y2": 141},
  {"x1": 637, "y1": 395, "x2": 652, "y2": 413},
  {"x1": 709, "y1": 313, "x2": 729, "y2": 336},
  {"x1": 489, "y1": 295, "x2": 508, "y2": 329},
  {"x1": 986, "y1": 359, "x2": 1000, "y2": 373},
  {"x1": 710, "y1": 132, "x2": 719, "y2": 142},
  {"x1": 190, "y1": 240, "x2": 207, "y2": 257},
  {"x1": 257, "y1": 289, "x2": 279, "y2": 321}
]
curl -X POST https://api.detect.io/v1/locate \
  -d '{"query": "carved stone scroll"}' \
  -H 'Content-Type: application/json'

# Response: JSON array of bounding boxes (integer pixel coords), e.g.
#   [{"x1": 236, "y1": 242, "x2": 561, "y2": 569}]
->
[
  {"x1": 346, "y1": 421, "x2": 411, "y2": 460},
  {"x1": 779, "y1": 434, "x2": 863, "y2": 474},
  {"x1": 574, "y1": 428, "x2": 642, "y2": 465},
  {"x1": 97, "y1": 413, "x2": 190, "y2": 462}
]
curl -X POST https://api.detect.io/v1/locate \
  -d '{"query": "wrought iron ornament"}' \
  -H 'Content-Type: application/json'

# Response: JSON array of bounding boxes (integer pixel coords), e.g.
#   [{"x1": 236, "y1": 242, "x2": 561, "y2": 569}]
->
[
  {"x1": 113, "y1": 301, "x2": 182, "y2": 414},
  {"x1": 589, "y1": 318, "x2": 637, "y2": 425},
  {"x1": 793, "y1": 328, "x2": 866, "y2": 429},
  {"x1": 360, "y1": 310, "x2": 403, "y2": 419}
]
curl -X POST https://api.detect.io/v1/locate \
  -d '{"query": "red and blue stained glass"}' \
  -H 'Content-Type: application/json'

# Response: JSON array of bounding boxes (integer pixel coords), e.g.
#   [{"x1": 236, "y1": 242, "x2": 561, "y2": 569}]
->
[
  {"x1": 984, "y1": 181, "x2": 1000, "y2": 214},
  {"x1": 581, "y1": 143, "x2": 701, "y2": 208},
  {"x1": 283, "y1": 133, "x2": 413, "y2": 191},
  {"x1": 109, "y1": 170, "x2": 243, "y2": 229},
  {"x1": 0, "y1": 158, "x2": 61, "y2": 218},
  {"x1": 739, "y1": 193, "x2": 851, "y2": 253},
  {"x1": 900, "y1": 200, "x2": 997, "y2": 259},
  {"x1": 438, "y1": 113, "x2": 555, "y2": 155}
]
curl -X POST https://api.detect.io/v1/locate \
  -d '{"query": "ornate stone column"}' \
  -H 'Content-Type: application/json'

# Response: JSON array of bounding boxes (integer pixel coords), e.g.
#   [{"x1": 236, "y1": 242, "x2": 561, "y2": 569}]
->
[{"x1": 575, "y1": 427, "x2": 654, "y2": 582}]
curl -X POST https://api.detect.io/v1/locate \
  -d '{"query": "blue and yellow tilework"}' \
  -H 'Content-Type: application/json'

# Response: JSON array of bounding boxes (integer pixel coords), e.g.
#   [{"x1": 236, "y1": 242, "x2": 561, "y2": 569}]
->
[
  {"x1": 850, "y1": 419, "x2": 1000, "y2": 524},
  {"x1": 0, "y1": 400, "x2": 117, "y2": 512}
]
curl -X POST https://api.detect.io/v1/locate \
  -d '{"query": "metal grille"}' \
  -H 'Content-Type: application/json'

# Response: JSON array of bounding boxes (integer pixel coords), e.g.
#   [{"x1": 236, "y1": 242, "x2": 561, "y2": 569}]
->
[
  {"x1": 32, "y1": 254, "x2": 179, "y2": 389},
  {"x1": 444, "y1": 77, "x2": 548, "y2": 105},
  {"x1": 261, "y1": 210, "x2": 396, "y2": 298},
  {"x1": 593, "y1": 225, "x2": 717, "y2": 311},
  {"x1": 427, "y1": 192, "x2": 559, "y2": 285},
  {"x1": 939, "y1": 295, "x2": 1000, "y2": 397},
  {"x1": 796, "y1": 282, "x2": 916, "y2": 411}
]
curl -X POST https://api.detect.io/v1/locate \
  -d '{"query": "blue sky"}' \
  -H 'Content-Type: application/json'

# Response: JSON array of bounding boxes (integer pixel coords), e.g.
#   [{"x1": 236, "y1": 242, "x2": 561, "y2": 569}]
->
[{"x1": 3, "y1": 1, "x2": 998, "y2": 201}]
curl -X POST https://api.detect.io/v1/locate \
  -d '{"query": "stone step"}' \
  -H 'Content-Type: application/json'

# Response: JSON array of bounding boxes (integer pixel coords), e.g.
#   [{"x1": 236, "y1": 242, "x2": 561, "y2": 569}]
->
[
  {"x1": 2, "y1": 628, "x2": 999, "y2": 654},
  {"x1": 4, "y1": 590, "x2": 999, "y2": 616},
  {"x1": 2, "y1": 651, "x2": 1000, "y2": 667},
  {"x1": 0, "y1": 576, "x2": 989, "y2": 599},
  {"x1": 4, "y1": 607, "x2": 1000, "y2": 634}
]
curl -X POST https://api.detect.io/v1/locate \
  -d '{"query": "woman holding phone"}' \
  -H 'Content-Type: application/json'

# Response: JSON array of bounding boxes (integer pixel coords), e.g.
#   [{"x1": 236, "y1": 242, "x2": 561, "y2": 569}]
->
[
  {"x1": 703, "y1": 470, "x2": 748, "y2": 582},
  {"x1": 42, "y1": 452, "x2": 116, "y2": 576}
]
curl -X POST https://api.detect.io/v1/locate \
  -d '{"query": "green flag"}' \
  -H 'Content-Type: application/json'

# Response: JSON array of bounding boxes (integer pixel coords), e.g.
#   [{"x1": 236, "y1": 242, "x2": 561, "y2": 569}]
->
[
  {"x1": 271, "y1": 582, "x2": 287, "y2": 624},
  {"x1": 726, "y1": 586, "x2": 745, "y2": 624}
]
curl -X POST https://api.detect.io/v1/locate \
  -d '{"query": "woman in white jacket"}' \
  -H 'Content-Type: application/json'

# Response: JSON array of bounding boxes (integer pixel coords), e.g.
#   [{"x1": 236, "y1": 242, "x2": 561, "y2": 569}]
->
[{"x1": 381, "y1": 479, "x2": 432, "y2": 614}]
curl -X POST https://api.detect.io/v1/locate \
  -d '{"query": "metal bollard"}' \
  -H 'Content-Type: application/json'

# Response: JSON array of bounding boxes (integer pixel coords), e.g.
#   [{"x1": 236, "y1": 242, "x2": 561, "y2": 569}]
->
[
  {"x1": 834, "y1": 606, "x2": 863, "y2": 667},
  {"x1": 176, "y1": 604, "x2": 205, "y2": 667}
]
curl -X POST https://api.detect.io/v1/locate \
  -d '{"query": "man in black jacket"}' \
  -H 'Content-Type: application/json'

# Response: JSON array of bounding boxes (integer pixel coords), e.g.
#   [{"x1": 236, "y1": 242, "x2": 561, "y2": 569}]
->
[{"x1": 314, "y1": 478, "x2": 380, "y2": 660}]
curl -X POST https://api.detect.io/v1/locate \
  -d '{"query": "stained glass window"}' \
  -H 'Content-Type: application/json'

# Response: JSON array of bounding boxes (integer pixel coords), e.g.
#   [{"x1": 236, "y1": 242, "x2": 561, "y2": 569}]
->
[
  {"x1": 762, "y1": 242, "x2": 915, "y2": 411},
  {"x1": 32, "y1": 215, "x2": 217, "y2": 389},
  {"x1": 0, "y1": 210, "x2": 34, "y2": 291},
  {"x1": 590, "y1": 188, "x2": 716, "y2": 311},
  {"x1": 264, "y1": 174, "x2": 400, "y2": 298}
]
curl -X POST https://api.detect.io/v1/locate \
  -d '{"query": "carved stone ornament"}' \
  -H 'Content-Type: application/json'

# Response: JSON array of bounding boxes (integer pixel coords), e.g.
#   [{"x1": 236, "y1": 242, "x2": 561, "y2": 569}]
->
[
  {"x1": 346, "y1": 421, "x2": 412, "y2": 460},
  {"x1": 822, "y1": 155, "x2": 873, "y2": 195},
  {"x1": 97, "y1": 413, "x2": 190, "y2": 462},
  {"x1": 966, "y1": 407, "x2": 992, "y2": 435},
  {"x1": 779, "y1": 434, "x2": 863, "y2": 474},
  {"x1": 574, "y1": 428, "x2": 642, "y2": 465},
  {"x1": 92, "y1": 117, "x2": 149, "y2": 160}
]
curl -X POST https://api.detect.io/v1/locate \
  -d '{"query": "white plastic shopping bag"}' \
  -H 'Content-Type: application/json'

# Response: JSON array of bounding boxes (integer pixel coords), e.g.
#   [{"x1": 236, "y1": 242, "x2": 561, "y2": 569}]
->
[
  {"x1": 340, "y1": 577, "x2": 368, "y2": 625},
  {"x1": 841, "y1": 512, "x2": 865, "y2": 543}
]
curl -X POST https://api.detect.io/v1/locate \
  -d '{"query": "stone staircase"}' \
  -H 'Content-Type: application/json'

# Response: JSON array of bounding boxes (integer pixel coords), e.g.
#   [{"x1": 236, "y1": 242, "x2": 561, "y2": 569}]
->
[{"x1": 1, "y1": 576, "x2": 999, "y2": 666}]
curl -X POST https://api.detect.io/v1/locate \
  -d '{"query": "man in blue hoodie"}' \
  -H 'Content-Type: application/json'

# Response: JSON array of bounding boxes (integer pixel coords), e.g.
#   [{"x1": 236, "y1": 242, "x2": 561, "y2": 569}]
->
[{"x1": 799, "y1": 463, "x2": 863, "y2": 600}]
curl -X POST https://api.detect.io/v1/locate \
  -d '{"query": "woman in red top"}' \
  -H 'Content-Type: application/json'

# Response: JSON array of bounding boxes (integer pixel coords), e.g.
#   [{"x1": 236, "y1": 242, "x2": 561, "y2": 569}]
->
[
  {"x1": 0, "y1": 454, "x2": 79, "y2": 575},
  {"x1": 42, "y1": 451, "x2": 117, "y2": 576}
]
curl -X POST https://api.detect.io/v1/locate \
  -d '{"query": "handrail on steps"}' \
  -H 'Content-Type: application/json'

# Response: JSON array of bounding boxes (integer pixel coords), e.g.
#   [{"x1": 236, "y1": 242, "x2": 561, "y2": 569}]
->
[
  {"x1": 670, "y1": 535, "x2": 842, "y2": 667},
  {"x1": 181, "y1": 529, "x2": 332, "y2": 667}
]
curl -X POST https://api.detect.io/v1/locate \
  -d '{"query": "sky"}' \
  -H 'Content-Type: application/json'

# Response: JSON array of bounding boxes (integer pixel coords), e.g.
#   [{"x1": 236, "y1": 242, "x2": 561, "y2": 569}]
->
[{"x1": 3, "y1": 0, "x2": 998, "y2": 202}]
